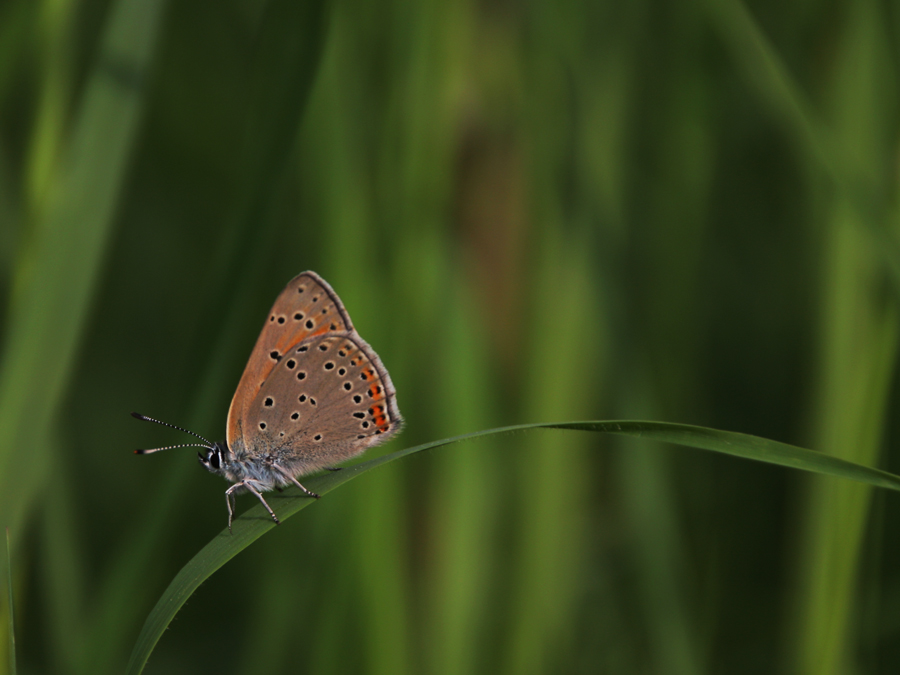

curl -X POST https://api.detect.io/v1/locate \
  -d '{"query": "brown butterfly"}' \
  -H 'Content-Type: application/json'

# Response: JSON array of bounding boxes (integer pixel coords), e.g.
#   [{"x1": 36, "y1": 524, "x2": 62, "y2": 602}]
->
[{"x1": 134, "y1": 271, "x2": 403, "y2": 530}]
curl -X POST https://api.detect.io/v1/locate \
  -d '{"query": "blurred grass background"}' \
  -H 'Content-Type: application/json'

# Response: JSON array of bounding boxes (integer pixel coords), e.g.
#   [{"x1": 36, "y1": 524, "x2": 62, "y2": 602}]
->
[{"x1": 1, "y1": 0, "x2": 900, "y2": 672}]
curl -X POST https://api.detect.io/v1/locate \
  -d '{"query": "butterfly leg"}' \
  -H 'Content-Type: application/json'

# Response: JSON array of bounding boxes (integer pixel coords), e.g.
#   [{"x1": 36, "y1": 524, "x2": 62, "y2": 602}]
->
[
  {"x1": 272, "y1": 465, "x2": 321, "y2": 499},
  {"x1": 225, "y1": 490, "x2": 237, "y2": 532},
  {"x1": 225, "y1": 480, "x2": 280, "y2": 532},
  {"x1": 325, "y1": 467, "x2": 343, "y2": 472}
]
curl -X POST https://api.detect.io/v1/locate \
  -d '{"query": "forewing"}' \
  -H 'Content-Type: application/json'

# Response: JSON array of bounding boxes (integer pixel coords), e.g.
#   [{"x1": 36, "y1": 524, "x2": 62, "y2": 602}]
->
[{"x1": 227, "y1": 272, "x2": 354, "y2": 448}]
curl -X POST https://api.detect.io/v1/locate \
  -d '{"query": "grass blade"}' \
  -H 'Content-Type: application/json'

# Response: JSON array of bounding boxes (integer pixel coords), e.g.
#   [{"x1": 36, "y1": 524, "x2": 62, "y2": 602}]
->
[
  {"x1": 5, "y1": 528, "x2": 15, "y2": 675},
  {"x1": 706, "y1": 0, "x2": 900, "y2": 296},
  {"x1": 125, "y1": 419, "x2": 900, "y2": 674},
  {"x1": 0, "y1": 0, "x2": 168, "y2": 540}
]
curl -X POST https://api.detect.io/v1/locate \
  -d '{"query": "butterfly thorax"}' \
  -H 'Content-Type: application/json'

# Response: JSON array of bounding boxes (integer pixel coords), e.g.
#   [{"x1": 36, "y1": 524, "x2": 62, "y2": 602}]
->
[{"x1": 198, "y1": 439, "x2": 301, "y2": 492}]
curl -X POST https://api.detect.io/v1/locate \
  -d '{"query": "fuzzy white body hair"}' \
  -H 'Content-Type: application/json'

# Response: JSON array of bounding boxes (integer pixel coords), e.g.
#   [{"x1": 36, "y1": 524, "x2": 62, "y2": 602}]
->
[{"x1": 198, "y1": 439, "x2": 322, "y2": 495}]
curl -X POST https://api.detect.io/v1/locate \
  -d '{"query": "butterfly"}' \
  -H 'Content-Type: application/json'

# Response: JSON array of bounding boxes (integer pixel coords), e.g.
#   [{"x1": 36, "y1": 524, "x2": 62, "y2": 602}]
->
[{"x1": 134, "y1": 271, "x2": 403, "y2": 530}]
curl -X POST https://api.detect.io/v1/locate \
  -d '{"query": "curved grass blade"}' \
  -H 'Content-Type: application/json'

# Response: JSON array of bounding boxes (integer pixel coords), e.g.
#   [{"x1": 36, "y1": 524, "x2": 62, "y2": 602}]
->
[{"x1": 125, "y1": 420, "x2": 900, "y2": 674}]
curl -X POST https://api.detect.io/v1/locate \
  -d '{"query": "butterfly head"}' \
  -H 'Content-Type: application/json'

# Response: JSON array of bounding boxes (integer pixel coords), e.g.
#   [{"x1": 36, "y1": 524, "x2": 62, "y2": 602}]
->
[{"x1": 198, "y1": 442, "x2": 229, "y2": 476}]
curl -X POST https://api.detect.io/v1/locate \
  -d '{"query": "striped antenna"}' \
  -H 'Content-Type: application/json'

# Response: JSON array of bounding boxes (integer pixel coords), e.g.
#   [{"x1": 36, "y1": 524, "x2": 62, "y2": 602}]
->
[{"x1": 131, "y1": 412, "x2": 215, "y2": 454}]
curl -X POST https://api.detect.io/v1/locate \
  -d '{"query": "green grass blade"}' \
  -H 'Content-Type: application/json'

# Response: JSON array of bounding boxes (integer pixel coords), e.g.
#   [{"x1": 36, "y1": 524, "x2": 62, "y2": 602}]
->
[
  {"x1": 789, "y1": 3, "x2": 897, "y2": 670},
  {"x1": 0, "y1": 0, "x2": 168, "y2": 540},
  {"x1": 706, "y1": 0, "x2": 900, "y2": 293},
  {"x1": 5, "y1": 528, "x2": 15, "y2": 675},
  {"x1": 125, "y1": 420, "x2": 900, "y2": 674}
]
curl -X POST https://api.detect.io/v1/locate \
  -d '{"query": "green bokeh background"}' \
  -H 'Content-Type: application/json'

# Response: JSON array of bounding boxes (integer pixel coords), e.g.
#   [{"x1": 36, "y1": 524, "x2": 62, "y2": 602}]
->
[{"x1": 1, "y1": 0, "x2": 900, "y2": 672}]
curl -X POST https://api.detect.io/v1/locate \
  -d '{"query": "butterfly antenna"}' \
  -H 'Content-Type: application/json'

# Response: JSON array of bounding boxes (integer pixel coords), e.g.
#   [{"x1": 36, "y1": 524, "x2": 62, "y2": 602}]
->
[
  {"x1": 131, "y1": 412, "x2": 215, "y2": 454},
  {"x1": 134, "y1": 443, "x2": 215, "y2": 455}
]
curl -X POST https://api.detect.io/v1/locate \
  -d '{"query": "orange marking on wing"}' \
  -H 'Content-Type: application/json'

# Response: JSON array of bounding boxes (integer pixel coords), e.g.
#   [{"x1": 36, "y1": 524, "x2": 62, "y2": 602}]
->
[{"x1": 273, "y1": 332, "x2": 310, "y2": 356}]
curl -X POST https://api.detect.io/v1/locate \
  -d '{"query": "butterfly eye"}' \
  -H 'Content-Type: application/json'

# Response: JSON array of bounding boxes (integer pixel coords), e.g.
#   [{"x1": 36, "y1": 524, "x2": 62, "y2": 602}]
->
[{"x1": 208, "y1": 450, "x2": 220, "y2": 470}]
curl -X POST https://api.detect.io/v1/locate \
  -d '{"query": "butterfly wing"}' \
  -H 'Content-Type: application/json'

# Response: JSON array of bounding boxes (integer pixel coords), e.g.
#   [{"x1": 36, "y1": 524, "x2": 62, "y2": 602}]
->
[
  {"x1": 226, "y1": 272, "x2": 355, "y2": 450},
  {"x1": 237, "y1": 332, "x2": 403, "y2": 475}
]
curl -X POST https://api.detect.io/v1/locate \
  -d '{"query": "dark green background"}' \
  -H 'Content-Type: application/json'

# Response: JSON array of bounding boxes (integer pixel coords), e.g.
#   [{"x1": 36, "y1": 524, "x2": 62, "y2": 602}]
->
[{"x1": 1, "y1": 0, "x2": 899, "y2": 672}]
